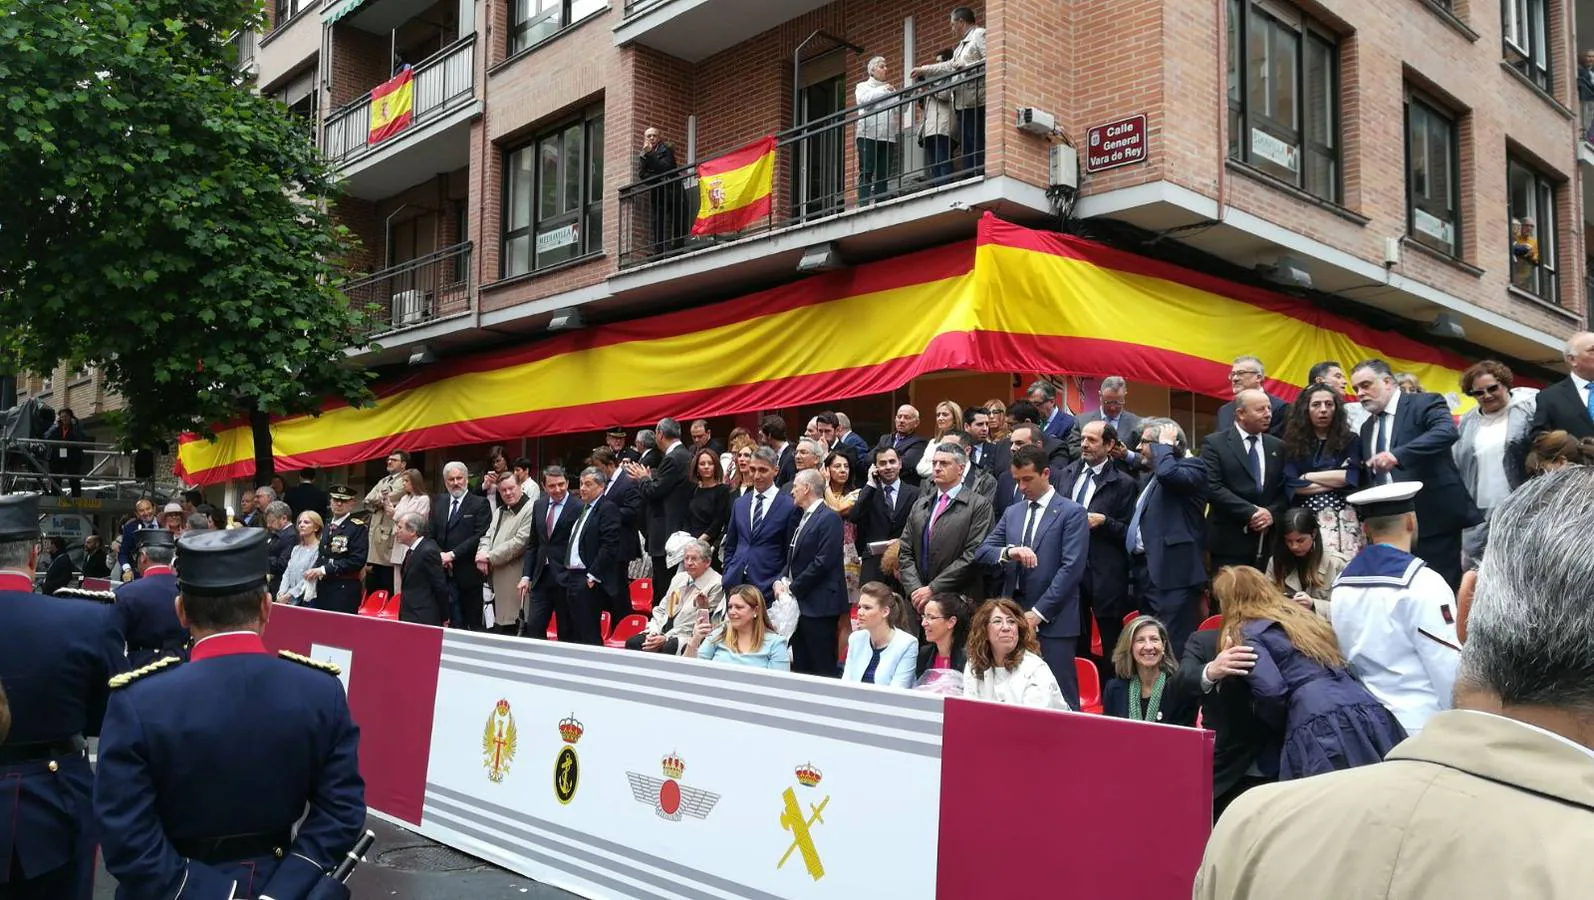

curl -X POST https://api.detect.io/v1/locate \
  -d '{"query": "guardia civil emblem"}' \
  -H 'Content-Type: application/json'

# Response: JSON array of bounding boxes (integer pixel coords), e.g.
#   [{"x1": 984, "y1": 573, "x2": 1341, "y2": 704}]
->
[{"x1": 482, "y1": 698, "x2": 518, "y2": 783}]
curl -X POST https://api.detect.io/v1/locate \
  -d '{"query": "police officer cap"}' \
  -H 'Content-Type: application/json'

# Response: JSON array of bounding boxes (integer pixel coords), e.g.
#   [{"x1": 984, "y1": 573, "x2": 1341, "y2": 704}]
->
[
  {"x1": 134, "y1": 528, "x2": 176, "y2": 551},
  {"x1": 175, "y1": 528, "x2": 269, "y2": 596},
  {"x1": 1345, "y1": 481, "x2": 1423, "y2": 519},
  {"x1": 328, "y1": 484, "x2": 357, "y2": 501},
  {"x1": 607, "y1": 426, "x2": 627, "y2": 438},
  {"x1": 0, "y1": 493, "x2": 41, "y2": 541}
]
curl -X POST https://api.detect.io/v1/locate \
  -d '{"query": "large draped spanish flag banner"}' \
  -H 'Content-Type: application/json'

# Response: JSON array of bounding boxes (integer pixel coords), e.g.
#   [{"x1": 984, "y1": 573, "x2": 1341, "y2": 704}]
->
[
  {"x1": 177, "y1": 215, "x2": 1480, "y2": 484},
  {"x1": 368, "y1": 68, "x2": 415, "y2": 144},
  {"x1": 690, "y1": 136, "x2": 775, "y2": 236}
]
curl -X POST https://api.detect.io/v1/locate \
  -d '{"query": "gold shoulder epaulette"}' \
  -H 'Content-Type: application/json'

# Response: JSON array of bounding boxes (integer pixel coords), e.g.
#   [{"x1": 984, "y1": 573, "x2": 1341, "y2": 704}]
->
[
  {"x1": 55, "y1": 588, "x2": 118, "y2": 602},
  {"x1": 279, "y1": 649, "x2": 342, "y2": 676},
  {"x1": 108, "y1": 655, "x2": 181, "y2": 689}
]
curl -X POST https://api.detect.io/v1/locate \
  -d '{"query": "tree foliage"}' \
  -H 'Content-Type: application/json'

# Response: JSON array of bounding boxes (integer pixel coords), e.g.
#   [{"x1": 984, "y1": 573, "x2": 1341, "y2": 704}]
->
[{"x1": 0, "y1": 0, "x2": 374, "y2": 450}]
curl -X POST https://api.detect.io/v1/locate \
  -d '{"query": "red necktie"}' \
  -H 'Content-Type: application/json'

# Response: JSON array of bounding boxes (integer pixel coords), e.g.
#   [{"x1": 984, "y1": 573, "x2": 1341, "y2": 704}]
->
[{"x1": 546, "y1": 502, "x2": 556, "y2": 538}]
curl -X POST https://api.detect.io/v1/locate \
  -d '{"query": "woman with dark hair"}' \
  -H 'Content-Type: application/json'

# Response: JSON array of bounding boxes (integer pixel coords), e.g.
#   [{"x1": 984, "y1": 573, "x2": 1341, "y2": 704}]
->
[
  {"x1": 1264, "y1": 508, "x2": 1348, "y2": 621},
  {"x1": 1525, "y1": 429, "x2": 1594, "y2": 475},
  {"x1": 478, "y1": 444, "x2": 510, "y2": 501},
  {"x1": 963, "y1": 598, "x2": 1069, "y2": 710},
  {"x1": 1105, "y1": 615, "x2": 1195, "y2": 725},
  {"x1": 684, "y1": 447, "x2": 731, "y2": 550},
  {"x1": 1454, "y1": 360, "x2": 1534, "y2": 515},
  {"x1": 1281, "y1": 383, "x2": 1365, "y2": 557},
  {"x1": 842, "y1": 582, "x2": 918, "y2": 687},
  {"x1": 822, "y1": 450, "x2": 863, "y2": 602},
  {"x1": 916, "y1": 592, "x2": 972, "y2": 678},
  {"x1": 1209, "y1": 566, "x2": 1406, "y2": 779}
]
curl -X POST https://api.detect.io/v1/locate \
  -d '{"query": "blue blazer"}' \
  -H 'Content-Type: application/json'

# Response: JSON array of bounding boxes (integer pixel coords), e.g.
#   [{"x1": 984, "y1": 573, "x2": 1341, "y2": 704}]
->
[
  {"x1": 113, "y1": 572, "x2": 190, "y2": 667},
  {"x1": 786, "y1": 504, "x2": 848, "y2": 618},
  {"x1": 975, "y1": 492, "x2": 1090, "y2": 638},
  {"x1": 841, "y1": 628, "x2": 918, "y2": 688},
  {"x1": 1137, "y1": 444, "x2": 1209, "y2": 590},
  {"x1": 1043, "y1": 407, "x2": 1077, "y2": 442},
  {"x1": 721, "y1": 490, "x2": 796, "y2": 600}
]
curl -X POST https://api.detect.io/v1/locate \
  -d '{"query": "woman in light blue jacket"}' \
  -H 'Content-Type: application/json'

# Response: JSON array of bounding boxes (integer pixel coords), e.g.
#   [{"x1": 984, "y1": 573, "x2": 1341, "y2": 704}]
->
[{"x1": 842, "y1": 582, "x2": 918, "y2": 688}]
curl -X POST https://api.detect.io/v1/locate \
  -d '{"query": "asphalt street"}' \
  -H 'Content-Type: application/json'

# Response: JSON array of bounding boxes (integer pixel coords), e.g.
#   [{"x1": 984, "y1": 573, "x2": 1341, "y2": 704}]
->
[{"x1": 92, "y1": 816, "x2": 582, "y2": 899}]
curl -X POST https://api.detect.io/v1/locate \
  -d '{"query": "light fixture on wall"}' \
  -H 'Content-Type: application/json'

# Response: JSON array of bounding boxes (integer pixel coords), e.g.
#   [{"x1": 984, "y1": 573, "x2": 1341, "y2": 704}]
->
[
  {"x1": 407, "y1": 344, "x2": 436, "y2": 366},
  {"x1": 548, "y1": 309, "x2": 585, "y2": 331},
  {"x1": 1426, "y1": 312, "x2": 1465, "y2": 340}
]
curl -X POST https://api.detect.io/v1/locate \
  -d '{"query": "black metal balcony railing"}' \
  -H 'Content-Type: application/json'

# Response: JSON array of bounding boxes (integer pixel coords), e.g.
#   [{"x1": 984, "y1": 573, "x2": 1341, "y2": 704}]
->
[
  {"x1": 617, "y1": 64, "x2": 985, "y2": 268},
  {"x1": 322, "y1": 34, "x2": 477, "y2": 167},
  {"x1": 345, "y1": 242, "x2": 474, "y2": 339}
]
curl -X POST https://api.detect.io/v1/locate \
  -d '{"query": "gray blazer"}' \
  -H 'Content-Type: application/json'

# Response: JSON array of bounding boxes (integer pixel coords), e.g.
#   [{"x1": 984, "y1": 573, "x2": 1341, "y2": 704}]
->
[
  {"x1": 896, "y1": 486, "x2": 995, "y2": 600},
  {"x1": 1453, "y1": 393, "x2": 1536, "y2": 502},
  {"x1": 1064, "y1": 410, "x2": 1143, "y2": 459}
]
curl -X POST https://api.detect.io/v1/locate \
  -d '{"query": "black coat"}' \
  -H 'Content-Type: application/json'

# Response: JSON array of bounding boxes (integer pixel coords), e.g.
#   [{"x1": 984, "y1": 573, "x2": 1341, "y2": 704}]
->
[
  {"x1": 1357, "y1": 391, "x2": 1482, "y2": 537},
  {"x1": 569, "y1": 496, "x2": 622, "y2": 599},
  {"x1": 521, "y1": 495, "x2": 584, "y2": 589},
  {"x1": 1216, "y1": 393, "x2": 1290, "y2": 437},
  {"x1": 1105, "y1": 675, "x2": 1197, "y2": 726},
  {"x1": 637, "y1": 442, "x2": 693, "y2": 552},
  {"x1": 915, "y1": 642, "x2": 968, "y2": 680},
  {"x1": 430, "y1": 492, "x2": 491, "y2": 588},
  {"x1": 1137, "y1": 445, "x2": 1209, "y2": 590},
  {"x1": 1053, "y1": 460, "x2": 1138, "y2": 619},
  {"x1": 267, "y1": 525, "x2": 295, "y2": 593},
  {"x1": 1529, "y1": 376, "x2": 1594, "y2": 440},
  {"x1": 847, "y1": 479, "x2": 920, "y2": 556},
  {"x1": 874, "y1": 433, "x2": 929, "y2": 487},
  {"x1": 1200, "y1": 428, "x2": 1287, "y2": 563},
  {"x1": 283, "y1": 482, "x2": 329, "y2": 521},
  {"x1": 398, "y1": 537, "x2": 450, "y2": 626},
  {"x1": 604, "y1": 471, "x2": 645, "y2": 564},
  {"x1": 43, "y1": 553, "x2": 75, "y2": 596},
  {"x1": 1174, "y1": 629, "x2": 1278, "y2": 799}
]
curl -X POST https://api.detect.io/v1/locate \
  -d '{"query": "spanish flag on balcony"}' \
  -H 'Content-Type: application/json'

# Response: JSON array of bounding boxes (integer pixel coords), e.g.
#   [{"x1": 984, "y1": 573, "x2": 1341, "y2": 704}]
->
[
  {"x1": 368, "y1": 68, "x2": 414, "y2": 145},
  {"x1": 691, "y1": 136, "x2": 775, "y2": 236}
]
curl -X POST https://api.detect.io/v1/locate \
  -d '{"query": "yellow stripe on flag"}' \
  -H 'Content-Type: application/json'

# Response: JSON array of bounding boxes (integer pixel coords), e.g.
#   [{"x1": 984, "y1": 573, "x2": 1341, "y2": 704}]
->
[
  {"x1": 692, "y1": 136, "x2": 775, "y2": 236},
  {"x1": 368, "y1": 69, "x2": 415, "y2": 144}
]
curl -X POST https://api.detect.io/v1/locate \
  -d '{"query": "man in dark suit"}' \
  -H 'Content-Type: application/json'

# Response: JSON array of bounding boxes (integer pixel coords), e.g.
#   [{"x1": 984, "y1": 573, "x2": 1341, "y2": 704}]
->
[
  {"x1": 759, "y1": 415, "x2": 799, "y2": 494},
  {"x1": 874, "y1": 405, "x2": 929, "y2": 487},
  {"x1": 1065, "y1": 376, "x2": 1144, "y2": 463},
  {"x1": 395, "y1": 512, "x2": 449, "y2": 626},
  {"x1": 848, "y1": 445, "x2": 920, "y2": 589},
  {"x1": 993, "y1": 424, "x2": 1069, "y2": 514},
  {"x1": 975, "y1": 445, "x2": 1091, "y2": 705},
  {"x1": 898, "y1": 442, "x2": 996, "y2": 629},
  {"x1": 1027, "y1": 379, "x2": 1077, "y2": 445},
  {"x1": 721, "y1": 448, "x2": 796, "y2": 600},
  {"x1": 431, "y1": 461, "x2": 491, "y2": 629},
  {"x1": 1351, "y1": 358, "x2": 1481, "y2": 589},
  {"x1": 779, "y1": 470, "x2": 849, "y2": 676},
  {"x1": 1529, "y1": 331, "x2": 1594, "y2": 440},
  {"x1": 624, "y1": 417, "x2": 694, "y2": 603},
  {"x1": 1215, "y1": 355, "x2": 1289, "y2": 437},
  {"x1": 962, "y1": 406, "x2": 997, "y2": 473},
  {"x1": 42, "y1": 408, "x2": 86, "y2": 496},
  {"x1": 634, "y1": 430, "x2": 662, "y2": 470},
  {"x1": 42, "y1": 535, "x2": 75, "y2": 595},
  {"x1": 1054, "y1": 420, "x2": 1139, "y2": 671},
  {"x1": 688, "y1": 419, "x2": 725, "y2": 457},
  {"x1": 112, "y1": 529, "x2": 188, "y2": 667},
  {"x1": 1126, "y1": 418, "x2": 1210, "y2": 652},
  {"x1": 518, "y1": 466, "x2": 583, "y2": 638},
  {"x1": 1174, "y1": 628, "x2": 1273, "y2": 818},
  {"x1": 1202, "y1": 389, "x2": 1287, "y2": 573},
  {"x1": 592, "y1": 446, "x2": 643, "y2": 607},
  {"x1": 1001, "y1": 401, "x2": 1073, "y2": 471},
  {"x1": 264, "y1": 500, "x2": 295, "y2": 596},
  {"x1": 562, "y1": 467, "x2": 622, "y2": 645},
  {"x1": 282, "y1": 467, "x2": 329, "y2": 521}
]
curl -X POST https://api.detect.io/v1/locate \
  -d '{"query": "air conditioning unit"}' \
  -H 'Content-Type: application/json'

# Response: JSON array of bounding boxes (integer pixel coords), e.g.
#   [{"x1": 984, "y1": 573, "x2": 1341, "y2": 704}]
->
[{"x1": 393, "y1": 289, "x2": 429, "y2": 325}]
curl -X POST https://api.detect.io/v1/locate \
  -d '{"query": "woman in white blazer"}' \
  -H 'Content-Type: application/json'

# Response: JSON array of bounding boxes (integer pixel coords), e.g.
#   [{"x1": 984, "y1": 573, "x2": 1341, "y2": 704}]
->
[
  {"x1": 842, "y1": 582, "x2": 918, "y2": 688},
  {"x1": 963, "y1": 597, "x2": 1070, "y2": 710}
]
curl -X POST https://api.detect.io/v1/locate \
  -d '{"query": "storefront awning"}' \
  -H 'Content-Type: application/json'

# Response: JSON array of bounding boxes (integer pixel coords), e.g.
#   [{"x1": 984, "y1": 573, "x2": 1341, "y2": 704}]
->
[
  {"x1": 322, "y1": 0, "x2": 370, "y2": 25},
  {"x1": 177, "y1": 216, "x2": 1481, "y2": 485}
]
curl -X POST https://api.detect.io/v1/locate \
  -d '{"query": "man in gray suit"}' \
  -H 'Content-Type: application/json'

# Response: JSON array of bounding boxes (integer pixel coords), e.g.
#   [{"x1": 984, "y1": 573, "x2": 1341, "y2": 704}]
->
[
  {"x1": 897, "y1": 443, "x2": 995, "y2": 634},
  {"x1": 1066, "y1": 376, "x2": 1143, "y2": 465}
]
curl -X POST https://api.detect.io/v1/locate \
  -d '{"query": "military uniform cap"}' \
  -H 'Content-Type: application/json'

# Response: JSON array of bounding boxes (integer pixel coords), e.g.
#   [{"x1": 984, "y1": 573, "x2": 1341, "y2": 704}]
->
[
  {"x1": 175, "y1": 527, "x2": 269, "y2": 596},
  {"x1": 328, "y1": 484, "x2": 357, "y2": 501},
  {"x1": 134, "y1": 528, "x2": 176, "y2": 551},
  {"x1": 607, "y1": 426, "x2": 627, "y2": 437},
  {"x1": 0, "y1": 493, "x2": 41, "y2": 541},
  {"x1": 1345, "y1": 481, "x2": 1423, "y2": 519}
]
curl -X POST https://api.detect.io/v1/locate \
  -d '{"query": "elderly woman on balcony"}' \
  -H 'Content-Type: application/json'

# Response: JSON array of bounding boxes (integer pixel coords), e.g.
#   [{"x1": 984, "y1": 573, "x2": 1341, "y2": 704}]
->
[{"x1": 854, "y1": 56, "x2": 899, "y2": 206}]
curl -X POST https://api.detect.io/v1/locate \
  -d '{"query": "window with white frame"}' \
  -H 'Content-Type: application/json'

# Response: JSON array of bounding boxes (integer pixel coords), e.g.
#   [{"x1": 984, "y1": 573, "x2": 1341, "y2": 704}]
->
[
  {"x1": 1507, "y1": 156, "x2": 1558, "y2": 302},
  {"x1": 1502, "y1": 0, "x2": 1550, "y2": 90},
  {"x1": 1227, "y1": 0, "x2": 1340, "y2": 202},
  {"x1": 502, "y1": 110, "x2": 604, "y2": 277},
  {"x1": 1405, "y1": 94, "x2": 1460, "y2": 257},
  {"x1": 508, "y1": 0, "x2": 606, "y2": 56}
]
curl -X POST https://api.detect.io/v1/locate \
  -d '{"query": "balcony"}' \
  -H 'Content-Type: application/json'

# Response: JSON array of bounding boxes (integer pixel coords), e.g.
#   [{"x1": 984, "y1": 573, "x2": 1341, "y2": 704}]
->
[
  {"x1": 615, "y1": 0, "x2": 832, "y2": 62},
  {"x1": 345, "y1": 242, "x2": 474, "y2": 340},
  {"x1": 321, "y1": 34, "x2": 478, "y2": 199},
  {"x1": 230, "y1": 28, "x2": 258, "y2": 72},
  {"x1": 617, "y1": 64, "x2": 985, "y2": 268}
]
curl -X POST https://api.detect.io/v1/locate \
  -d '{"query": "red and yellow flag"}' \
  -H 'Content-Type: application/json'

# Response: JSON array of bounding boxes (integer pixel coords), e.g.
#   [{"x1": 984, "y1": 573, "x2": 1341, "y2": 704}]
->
[
  {"x1": 368, "y1": 69, "x2": 415, "y2": 145},
  {"x1": 691, "y1": 136, "x2": 775, "y2": 236}
]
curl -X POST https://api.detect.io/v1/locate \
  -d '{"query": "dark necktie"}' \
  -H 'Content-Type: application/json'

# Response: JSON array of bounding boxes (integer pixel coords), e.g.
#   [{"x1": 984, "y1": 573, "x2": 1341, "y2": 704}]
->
[
  {"x1": 448, "y1": 497, "x2": 460, "y2": 525},
  {"x1": 884, "y1": 483, "x2": 895, "y2": 512},
  {"x1": 893, "y1": 434, "x2": 903, "y2": 450},
  {"x1": 1073, "y1": 469, "x2": 1091, "y2": 505},
  {"x1": 752, "y1": 492, "x2": 766, "y2": 533},
  {"x1": 1020, "y1": 500, "x2": 1041, "y2": 547},
  {"x1": 1246, "y1": 435, "x2": 1262, "y2": 488},
  {"x1": 1374, "y1": 414, "x2": 1391, "y2": 484}
]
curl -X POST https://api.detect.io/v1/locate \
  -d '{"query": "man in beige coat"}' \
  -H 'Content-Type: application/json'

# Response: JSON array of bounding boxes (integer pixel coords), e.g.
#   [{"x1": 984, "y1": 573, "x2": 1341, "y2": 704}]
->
[
  {"x1": 363, "y1": 449, "x2": 410, "y2": 596},
  {"x1": 1195, "y1": 467, "x2": 1594, "y2": 899},
  {"x1": 477, "y1": 474, "x2": 535, "y2": 633}
]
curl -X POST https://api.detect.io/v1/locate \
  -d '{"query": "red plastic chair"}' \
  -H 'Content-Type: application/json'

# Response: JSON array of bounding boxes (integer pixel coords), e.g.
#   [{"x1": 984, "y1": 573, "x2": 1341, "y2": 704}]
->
[
  {"x1": 605, "y1": 613, "x2": 650, "y2": 648},
  {"x1": 599, "y1": 611, "x2": 612, "y2": 643},
  {"x1": 376, "y1": 593, "x2": 401, "y2": 620},
  {"x1": 1075, "y1": 658, "x2": 1104, "y2": 714},
  {"x1": 630, "y1": 579, "x2": 653, "y2": 612},
  {"x1": 82, "y1": 577, "x2": 113, "y2": 591},
  {"x1": 1122, "y1": 610, "x2": 1139, "y2": 629},
  {"x1": 1089, "y1": 616, "x2": 1104, "y2": 657},
  {"x1": 546, "y1": 613, "x2": 558, "y2": 641},
  {"x1": 357, "y1": 590, "x2": 389, "y2": 617},
  {"x1": 1198, "y1": 614, "x2": 1223, "y2": 632}
]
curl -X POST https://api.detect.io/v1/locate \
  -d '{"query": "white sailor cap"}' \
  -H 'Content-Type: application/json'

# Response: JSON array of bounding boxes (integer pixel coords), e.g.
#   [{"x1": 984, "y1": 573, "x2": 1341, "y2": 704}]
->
[{"x1": 1345, "y1": 481, "x2": 1423, "y2": 518}]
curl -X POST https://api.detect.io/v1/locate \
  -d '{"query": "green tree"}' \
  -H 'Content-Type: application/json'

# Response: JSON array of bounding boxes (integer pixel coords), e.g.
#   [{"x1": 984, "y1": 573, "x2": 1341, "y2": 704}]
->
[{"x1": 0, "y1": 0, "x2": 374, "y2": 483}]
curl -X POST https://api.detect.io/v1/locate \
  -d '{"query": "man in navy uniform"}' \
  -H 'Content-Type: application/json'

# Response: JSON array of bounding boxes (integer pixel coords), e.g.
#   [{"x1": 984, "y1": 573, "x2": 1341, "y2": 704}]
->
[
  {"x1": 305, "y1": 484, "x2": 368, "y2": 615},
  {"x1": 95, "y1": 528, "x2": 366, "y2": 900},
  {"x1": 112, "y1": 528, "x2": 190, "y2": 668},
  {"x1": 0, "y1": 492, "x2": 127, "y2": 900}
]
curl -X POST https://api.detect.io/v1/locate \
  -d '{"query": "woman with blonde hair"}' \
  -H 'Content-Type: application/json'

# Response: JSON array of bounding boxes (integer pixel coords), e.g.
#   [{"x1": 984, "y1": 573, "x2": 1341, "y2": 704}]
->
[
  {"x1": 1105, "y1": 616, "x2": 1195, "y2": 725},
  {"x1": 915, "y1": 400, "x2": 965, "y2": 479},
  {"x1": 842, "y1": 582, "x2": 918, "y2": 687},
  {"x1": 963, "y1": 598, "x2": 1069, "y2": 709},
  {"x1": 1210, "y1": 566, "x2": 1406, "y2": 779},
  {"x1": 685, "y1": 585, "x2": 789, "y2": 670},
  {"x1": 277, "y1": 510, "x2": 324, "y2": 605},
  {"x1": 983, "y1": 398, "x2": 1010, "y2": 441}
]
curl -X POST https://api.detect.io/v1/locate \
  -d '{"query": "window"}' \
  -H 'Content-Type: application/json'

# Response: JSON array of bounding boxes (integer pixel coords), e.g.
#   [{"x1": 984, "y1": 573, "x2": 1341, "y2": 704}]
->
[
  {"x1": 1502, "y1": 0, "x2": 1550, "y2": 89},
  {"x1": 508, "y1": 0, "x2": 606, "y2": 56},
  {"x1": 1227, "y1": 0, "x2": 1340, "y2": 202},
  {"x1": 1404, "y1": 95, "x2": 1460, "y2": 257},
  {"x1": 1507, "y1": 156, "x2": 1557, "y2": 302},
  {"x1": 502, "y1": 111, "x2": 604, "y2": 277},
  {"x1": 273, "y1": 0, "x2": 308, "y2": 30}
]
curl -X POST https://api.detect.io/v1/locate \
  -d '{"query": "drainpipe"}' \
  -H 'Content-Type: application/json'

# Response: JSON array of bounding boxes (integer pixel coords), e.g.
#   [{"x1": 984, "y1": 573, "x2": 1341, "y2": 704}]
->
[
  {"x1": 473, "y1": 0, "x2": 488, "y2": 332},
  {"x1": 384, "y1": 203, "x2": 410, "y2": 268},
  {"x1": 1213, "y1": 0, "x2": 1228, "y2": 225}
]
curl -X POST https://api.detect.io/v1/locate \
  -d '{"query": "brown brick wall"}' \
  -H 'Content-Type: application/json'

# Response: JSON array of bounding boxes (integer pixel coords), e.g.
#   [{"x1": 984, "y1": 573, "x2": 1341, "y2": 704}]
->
[{"x1": 328, "y1": 26, "x2": 391, "y2": 109}]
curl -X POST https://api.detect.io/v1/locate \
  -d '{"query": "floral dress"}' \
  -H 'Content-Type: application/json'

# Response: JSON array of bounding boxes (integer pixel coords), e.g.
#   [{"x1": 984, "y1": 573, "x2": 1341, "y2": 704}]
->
[
  {"x1": 1284, "y1": 438, "x2": 1366, "y2": 559},
  {"x1": 825, "y1": 487, "x2": 862, "y2": 601}
]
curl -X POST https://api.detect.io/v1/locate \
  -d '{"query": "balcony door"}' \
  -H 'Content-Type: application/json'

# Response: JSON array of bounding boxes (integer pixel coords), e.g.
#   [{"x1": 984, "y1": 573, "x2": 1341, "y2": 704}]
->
[
  {"x1": 388, "y1": 214, "x2": 439, "y2": 325},
  {"x1": 794, "y1": 51, "x2": 847, "y2": 222}
]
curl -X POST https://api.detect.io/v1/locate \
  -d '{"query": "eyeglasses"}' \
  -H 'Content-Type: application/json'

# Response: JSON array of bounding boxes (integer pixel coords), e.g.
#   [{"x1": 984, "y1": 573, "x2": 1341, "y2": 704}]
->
[
  {"x1": 1228, "y1": 369, "x2": 1261, "y2": 380},
  {"x1": 920, "y1": 613, "x2": 947, "y2": 622},
  {"x1": 1465, "y1": 384, "x2": 1503, "y2": 398}
]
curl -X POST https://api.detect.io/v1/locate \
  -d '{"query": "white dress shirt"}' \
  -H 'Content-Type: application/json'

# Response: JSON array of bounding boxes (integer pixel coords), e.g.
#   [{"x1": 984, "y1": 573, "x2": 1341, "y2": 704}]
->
[
  {"x1": 749, "y1": 485, "x2": 779, "y2": 529},
  {"x1": 1069, "y1": 461, "x2": 1107, "y2": 508},
  {"x1": 1235, "y1": 423, "x2": 1267, "y2": 487}
]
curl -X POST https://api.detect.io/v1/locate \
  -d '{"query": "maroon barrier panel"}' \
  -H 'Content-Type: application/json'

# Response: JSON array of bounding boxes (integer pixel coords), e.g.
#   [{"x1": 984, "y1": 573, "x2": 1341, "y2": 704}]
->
[{"x1": 936, "y1": 697, "x2": 1214, "y2": 899}]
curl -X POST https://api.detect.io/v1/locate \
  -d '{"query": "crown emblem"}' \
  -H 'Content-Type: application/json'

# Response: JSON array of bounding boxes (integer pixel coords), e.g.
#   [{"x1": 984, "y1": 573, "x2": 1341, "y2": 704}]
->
[
  {"x1": 558, "y1": 714, "x2": 584, "y2": 744},
  {"x1": 495, "y1": 698, "x2": 510, "y2": 715},
  {"x1": 794, "y1": 762, "x2": 822, "y2": 787},
  {"x1": 660, "y1": 752, "x2": 685, "y2": 780}
]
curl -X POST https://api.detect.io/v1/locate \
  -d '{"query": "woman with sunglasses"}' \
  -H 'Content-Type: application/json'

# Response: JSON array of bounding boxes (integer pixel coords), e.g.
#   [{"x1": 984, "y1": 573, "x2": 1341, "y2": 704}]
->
[{"x1": 1454, "y1": 361, "x2": 1534, "y2": 518}]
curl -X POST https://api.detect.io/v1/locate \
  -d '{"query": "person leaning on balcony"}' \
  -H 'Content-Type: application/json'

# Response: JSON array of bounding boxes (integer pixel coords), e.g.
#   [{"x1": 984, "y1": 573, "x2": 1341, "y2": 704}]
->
[
  {"x1": 854, "y1": 56, "x2": 899, "y2": 205},
  {"x1": 916, "y1": 48, "x2": 957, "y2": 184},
  {"x1": 639, "y1": 127, "x2": 685, "y2": 254},
  {"x1": 911, "y1": 6, "x2": 986, "y2": 172}
]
